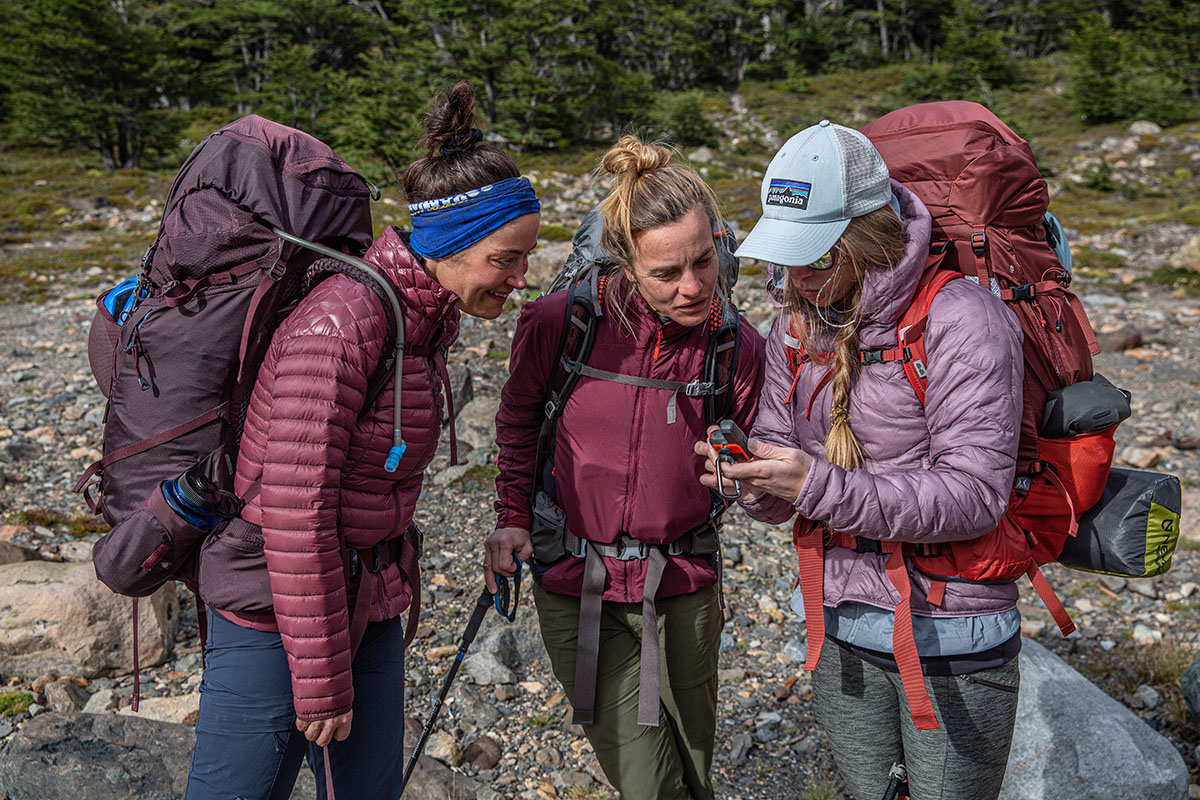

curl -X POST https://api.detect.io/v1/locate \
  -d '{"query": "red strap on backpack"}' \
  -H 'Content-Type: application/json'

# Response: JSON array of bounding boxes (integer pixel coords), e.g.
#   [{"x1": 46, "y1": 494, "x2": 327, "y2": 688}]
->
[
  {"x1": 893, "y1": 268, "x2": 961, "y2": 404},
  {"x1": 882, "y1": 541, "x2": 940, "y2": 730},
  {"x1": 793, "y1": 518, "x2": 826, "y2": 672}
]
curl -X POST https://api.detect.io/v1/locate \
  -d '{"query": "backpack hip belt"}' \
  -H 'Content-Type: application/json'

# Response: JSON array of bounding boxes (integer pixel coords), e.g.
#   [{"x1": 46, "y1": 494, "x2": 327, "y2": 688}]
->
[
  {"x1": 345, "y1": 523, "x2": 425, "y2": 653},
  {"x1": 529, "y1": 495, "x2": 721, "y2": 564}
]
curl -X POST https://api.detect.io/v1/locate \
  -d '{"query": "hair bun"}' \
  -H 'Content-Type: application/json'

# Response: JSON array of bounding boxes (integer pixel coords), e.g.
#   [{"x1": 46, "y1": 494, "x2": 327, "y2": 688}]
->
[
  {"x1": 419, "y1": 82, "x2": 481, "y2": 159},
  {"x1": 602, "y1": 135, "x2": 672, "y2": 178}
]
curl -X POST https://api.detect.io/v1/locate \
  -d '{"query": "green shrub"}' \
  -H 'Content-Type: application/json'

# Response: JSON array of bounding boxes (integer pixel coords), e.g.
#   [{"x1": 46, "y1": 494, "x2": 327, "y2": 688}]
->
[
  {"x1": 1120, "y1": 74, "x2": 1191, "y2": 128},
  {"x1": 656, "y1": 91, "x2": 720, "y2": 148},
  {"x1": 0, "y1": 692, "x2": 33, "y2": 717}
]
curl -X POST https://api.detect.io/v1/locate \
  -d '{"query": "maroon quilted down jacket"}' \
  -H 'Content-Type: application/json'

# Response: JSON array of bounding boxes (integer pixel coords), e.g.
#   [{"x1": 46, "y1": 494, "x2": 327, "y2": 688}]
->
[{"x1": 200, "y1": 227, "x2": 459, "y2": 721}]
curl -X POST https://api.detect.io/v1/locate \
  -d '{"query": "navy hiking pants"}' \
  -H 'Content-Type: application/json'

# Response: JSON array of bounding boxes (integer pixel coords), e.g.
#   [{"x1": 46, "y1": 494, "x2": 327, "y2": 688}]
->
[{"x1": 185, "y1": 608, "x2": 406, "y2": 800}]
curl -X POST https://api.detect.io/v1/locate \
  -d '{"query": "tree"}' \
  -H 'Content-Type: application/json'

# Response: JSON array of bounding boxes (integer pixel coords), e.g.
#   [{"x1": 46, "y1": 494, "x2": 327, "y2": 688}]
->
[
  {"x1": 0, "y1": 0, "x2": 184, "y2": 168},
  {"x1": 181, "y1": 0, "x2": 384, "y2": 133}
]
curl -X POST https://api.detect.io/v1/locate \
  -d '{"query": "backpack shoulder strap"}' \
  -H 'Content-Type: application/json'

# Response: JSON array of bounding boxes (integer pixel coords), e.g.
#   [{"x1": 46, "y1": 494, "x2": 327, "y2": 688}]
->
[
  {"x1": 532, "y1": 267, "x2": 606, "y2": 496},
  {"x1": 894, "y1": 268, "x2": 961, "y2": 406},
  {"x1": 703, "y1": 292, "x2": 741, "y2": 427},
  {"x1": 301, "y1": 257, "x2": 402, "y2": 413}
]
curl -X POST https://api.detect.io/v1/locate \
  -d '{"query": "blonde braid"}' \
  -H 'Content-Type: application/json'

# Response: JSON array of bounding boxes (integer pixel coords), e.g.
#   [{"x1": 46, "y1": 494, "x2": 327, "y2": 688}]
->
[
  {"x1": 784, "y1": 205, "x2": 905, "y2": 470},
  {"x1": 823, "y1": 292, "x2": 866, "y2": 470}
]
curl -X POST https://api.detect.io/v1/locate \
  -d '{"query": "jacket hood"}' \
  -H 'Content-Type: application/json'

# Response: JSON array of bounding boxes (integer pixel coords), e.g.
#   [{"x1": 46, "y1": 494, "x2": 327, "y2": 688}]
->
[
  {"x1": 854, "y1": 180, "x2": 932, "y2": 347},
  {"x1": 364, "y1": 226, "x2": 461, "y2": 348}
]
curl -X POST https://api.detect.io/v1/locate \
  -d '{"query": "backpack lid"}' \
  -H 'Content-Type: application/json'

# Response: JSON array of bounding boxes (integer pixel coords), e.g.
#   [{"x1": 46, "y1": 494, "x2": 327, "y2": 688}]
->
[
  {"x1": 862, "y1": 101, "x2": 1048, "y2": 230},
  {"x1": 152, "y1": 115, "x2": 374, "y2": 282}
]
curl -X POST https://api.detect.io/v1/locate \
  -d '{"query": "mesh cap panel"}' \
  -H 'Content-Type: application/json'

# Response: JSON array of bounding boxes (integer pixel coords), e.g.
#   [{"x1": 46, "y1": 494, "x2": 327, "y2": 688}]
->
[{"x1": 833, "y1": 125, "x2": 891, "y2": 217}]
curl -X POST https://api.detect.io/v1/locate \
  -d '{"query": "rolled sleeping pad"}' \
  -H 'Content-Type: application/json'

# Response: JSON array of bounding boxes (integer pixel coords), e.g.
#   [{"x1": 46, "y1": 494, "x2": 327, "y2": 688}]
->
[{"x1": 1059, "y1": 467, "x2": 1181, "y2": 578}]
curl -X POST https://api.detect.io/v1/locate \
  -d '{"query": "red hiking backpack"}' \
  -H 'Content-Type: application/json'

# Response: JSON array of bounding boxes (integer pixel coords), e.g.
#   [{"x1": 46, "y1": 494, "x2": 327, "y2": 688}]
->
[{"x1": 787, "y1": 101, "x2": 1115, "y2": 730}]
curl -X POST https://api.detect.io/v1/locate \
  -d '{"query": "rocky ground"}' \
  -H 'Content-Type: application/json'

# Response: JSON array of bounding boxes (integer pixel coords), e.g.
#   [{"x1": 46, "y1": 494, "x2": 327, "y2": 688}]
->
[{"x1": 0, "y1": 119, "x2": 1199, "y2": 799}]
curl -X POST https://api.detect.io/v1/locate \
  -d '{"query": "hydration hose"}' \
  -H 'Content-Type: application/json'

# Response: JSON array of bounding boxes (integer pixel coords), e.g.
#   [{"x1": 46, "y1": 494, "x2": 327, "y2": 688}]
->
[{"x1": 272, "y1": 228, "x2": 407, "y2": 471}]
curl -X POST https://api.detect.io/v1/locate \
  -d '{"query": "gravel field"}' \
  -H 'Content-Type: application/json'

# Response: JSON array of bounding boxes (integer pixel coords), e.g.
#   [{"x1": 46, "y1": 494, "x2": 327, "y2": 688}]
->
[{"x1": 1, "y1": 120, "x2": 1199, "y2": 798}]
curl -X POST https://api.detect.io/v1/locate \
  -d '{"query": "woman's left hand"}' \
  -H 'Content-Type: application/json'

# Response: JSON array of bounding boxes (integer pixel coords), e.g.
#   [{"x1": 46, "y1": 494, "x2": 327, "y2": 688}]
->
[
  {"x1": 296, "y1": 711, "x2": 353, "y2": 747},
  {"x1": 694, "y1": 435, "x2": 814, "y2": 504}
]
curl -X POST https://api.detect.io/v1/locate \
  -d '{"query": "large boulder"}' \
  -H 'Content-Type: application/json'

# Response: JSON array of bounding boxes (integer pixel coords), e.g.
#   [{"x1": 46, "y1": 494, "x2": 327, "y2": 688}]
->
[
  {"x1": 454, "y1": 397, "x2": 501, "y2": 454},
  {"x1": 0, "y1": 712, "x2": 192, "y2": 800},
  {"x1": 0, "y1": 561, "x2": 178, "y2": 678},
  {"x1": 1000, "y1": 639, "x2": 1187, "y2": 800}
]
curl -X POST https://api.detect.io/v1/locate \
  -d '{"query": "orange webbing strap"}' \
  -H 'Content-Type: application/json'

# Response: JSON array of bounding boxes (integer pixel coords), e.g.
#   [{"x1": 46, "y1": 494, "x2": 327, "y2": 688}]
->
[
  {"x1": 881, "y1": 541, "x2": 940, "y2": 730},
  {"x1": 895, "y1": 269, "x2": 960, "y2": 406},
  {"x1": 804, "y1": 369, "x2": 835, "y2": 421},
  {"x1": 1027, "y1": 563, "x2": 1075, "y2": 636},
  {"x1": 925, "y1": 578, "x2": 946, "y2": 608},
  {"x1": 793, "y1": 518, "x2": 826, "y2": 671},
  {"x1": 1040, "y1": 466, "x2": 1079, "y2": 538}
]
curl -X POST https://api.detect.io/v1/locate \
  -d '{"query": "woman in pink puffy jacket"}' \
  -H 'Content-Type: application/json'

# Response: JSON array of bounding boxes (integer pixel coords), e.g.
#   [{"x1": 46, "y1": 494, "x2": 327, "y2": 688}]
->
[{"x1": 185, "y1": 82, "x2": 540, "y2": 800}]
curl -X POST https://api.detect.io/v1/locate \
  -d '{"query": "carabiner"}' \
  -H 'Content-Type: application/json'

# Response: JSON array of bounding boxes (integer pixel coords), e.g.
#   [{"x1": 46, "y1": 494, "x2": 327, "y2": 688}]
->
[
  {"x1": 494, "y1": 553, "x2": 521, "y2": 622},
  {"x1": 714, "y1": 455, "x2": 742, "y2": 500}
]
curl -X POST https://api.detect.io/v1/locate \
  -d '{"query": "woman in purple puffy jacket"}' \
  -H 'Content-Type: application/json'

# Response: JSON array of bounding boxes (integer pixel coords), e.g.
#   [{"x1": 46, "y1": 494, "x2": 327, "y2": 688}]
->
[{"x1": 697, "y1": 121, "x2": 1025, "y2": 800}]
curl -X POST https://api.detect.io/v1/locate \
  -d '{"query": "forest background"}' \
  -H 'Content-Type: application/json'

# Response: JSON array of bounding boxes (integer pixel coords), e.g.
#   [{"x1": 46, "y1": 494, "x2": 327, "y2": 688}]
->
[
  {"x1": 1, "y1": 0, "x2": 1198, "y2": 173},
  {"x1": 0, "y1": 0, "x2": 1199, "y2": 300}
]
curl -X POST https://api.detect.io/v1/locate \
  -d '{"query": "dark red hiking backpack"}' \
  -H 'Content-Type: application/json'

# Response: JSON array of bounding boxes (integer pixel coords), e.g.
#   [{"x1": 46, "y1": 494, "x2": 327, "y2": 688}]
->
[
  {"x1": 787, "y1": 101, "x2": 1117, "y2": 730},
  {"x1": 859, "y1": 101, "x2": 1109, "y2": 593},
  {"x1": 75, "y1": 115, "x2": 403, "y2": 601}
]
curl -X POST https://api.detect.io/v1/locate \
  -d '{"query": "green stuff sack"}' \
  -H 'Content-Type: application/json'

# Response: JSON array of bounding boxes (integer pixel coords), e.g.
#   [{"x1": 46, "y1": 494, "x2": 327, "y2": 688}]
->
[{"x1": 1059, "y1": 468, "x2": 1181, "y2": 577}]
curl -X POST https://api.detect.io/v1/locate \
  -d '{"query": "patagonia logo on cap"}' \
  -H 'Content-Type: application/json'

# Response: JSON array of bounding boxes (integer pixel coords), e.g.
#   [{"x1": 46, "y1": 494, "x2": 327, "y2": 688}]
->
[{"x1": 766, "y1": 179, "x2": 811, "y2": 210}]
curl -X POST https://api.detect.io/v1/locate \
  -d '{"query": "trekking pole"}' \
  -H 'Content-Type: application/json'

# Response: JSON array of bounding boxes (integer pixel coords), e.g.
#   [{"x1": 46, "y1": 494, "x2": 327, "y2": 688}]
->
[
  {"x1": 397, "y1": 559, "x2": 521, "y2": 797},
  {"x1": 399, "y1": 587, "x2": 492, "y2": 796},
  {"x1": 881, "y1": 762, "x2": 908, "y2": 800}
]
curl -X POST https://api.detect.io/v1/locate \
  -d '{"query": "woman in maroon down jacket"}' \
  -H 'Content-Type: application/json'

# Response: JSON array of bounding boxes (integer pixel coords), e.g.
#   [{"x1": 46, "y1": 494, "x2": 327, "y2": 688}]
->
[
  {"x1": 184, "y1": 83, "x2": 540, "y2": 800},
  {"x1": 485, "y1": 136, "x2": 764, "y2": 800}
]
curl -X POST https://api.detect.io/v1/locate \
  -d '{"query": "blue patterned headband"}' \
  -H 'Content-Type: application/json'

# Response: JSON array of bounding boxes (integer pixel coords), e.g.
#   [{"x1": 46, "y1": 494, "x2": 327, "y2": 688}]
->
[{"x1": 408, "y1": 176, "x2": 541, "y2": 259}]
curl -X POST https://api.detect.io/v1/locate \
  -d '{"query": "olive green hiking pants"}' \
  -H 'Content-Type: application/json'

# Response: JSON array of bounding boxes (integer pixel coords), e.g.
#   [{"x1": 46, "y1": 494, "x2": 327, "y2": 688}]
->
[{"x1": 534, "y1": 583, "x2": 722, "y2": 800}]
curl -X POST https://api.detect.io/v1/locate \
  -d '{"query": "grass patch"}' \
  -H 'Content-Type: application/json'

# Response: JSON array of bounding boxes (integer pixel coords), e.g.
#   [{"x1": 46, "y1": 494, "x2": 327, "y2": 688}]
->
[
  {"x1": 739, "y1": 66, "x2": 909, "y2": 136},
  {"x1": 525, "y1": 710, "x2": 558, "y2": 727},
  {"x1": 0, "y1": 147, "x2": 169, "y2": 301},
  {"x1": 801, "y1": 782, "x2": 838, "y2": 800},
  {"x1": 485, "y1": 350, "x2": 511, "y2": 360},
  {"x1": 0, "y1": 692, "x2": 33, "y2": 717},
  {"x1": 540, "y1": 224, "x2": 575, "y2": 242},
  {"x1": 1072, "y1": 246, "x2": 1127, "y2": 274},
  {"x1": 6, "y1": 509, "x2": 108, "y2": 538},
  {"x1": 450, "y1": 464, "x2": 499, "y2": 490},
  {"x1": 1147, "y1": 266, "x2": 1200, "y2": 296},
  {"x1": 1128, "y1": 640, "x2": 1194, "y2": 690}
]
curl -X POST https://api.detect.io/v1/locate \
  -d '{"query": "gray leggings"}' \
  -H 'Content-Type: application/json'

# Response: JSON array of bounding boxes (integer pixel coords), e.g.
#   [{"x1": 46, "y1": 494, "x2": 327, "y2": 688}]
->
[{"x1": 811, "y1": 639, "x2": 1019, "y2": 800}]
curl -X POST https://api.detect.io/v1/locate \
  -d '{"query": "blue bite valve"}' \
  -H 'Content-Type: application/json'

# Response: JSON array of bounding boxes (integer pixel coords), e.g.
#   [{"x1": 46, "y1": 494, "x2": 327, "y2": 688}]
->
[{"x1": 385, "y1": 443, "x2": 406, "y2": 473}]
